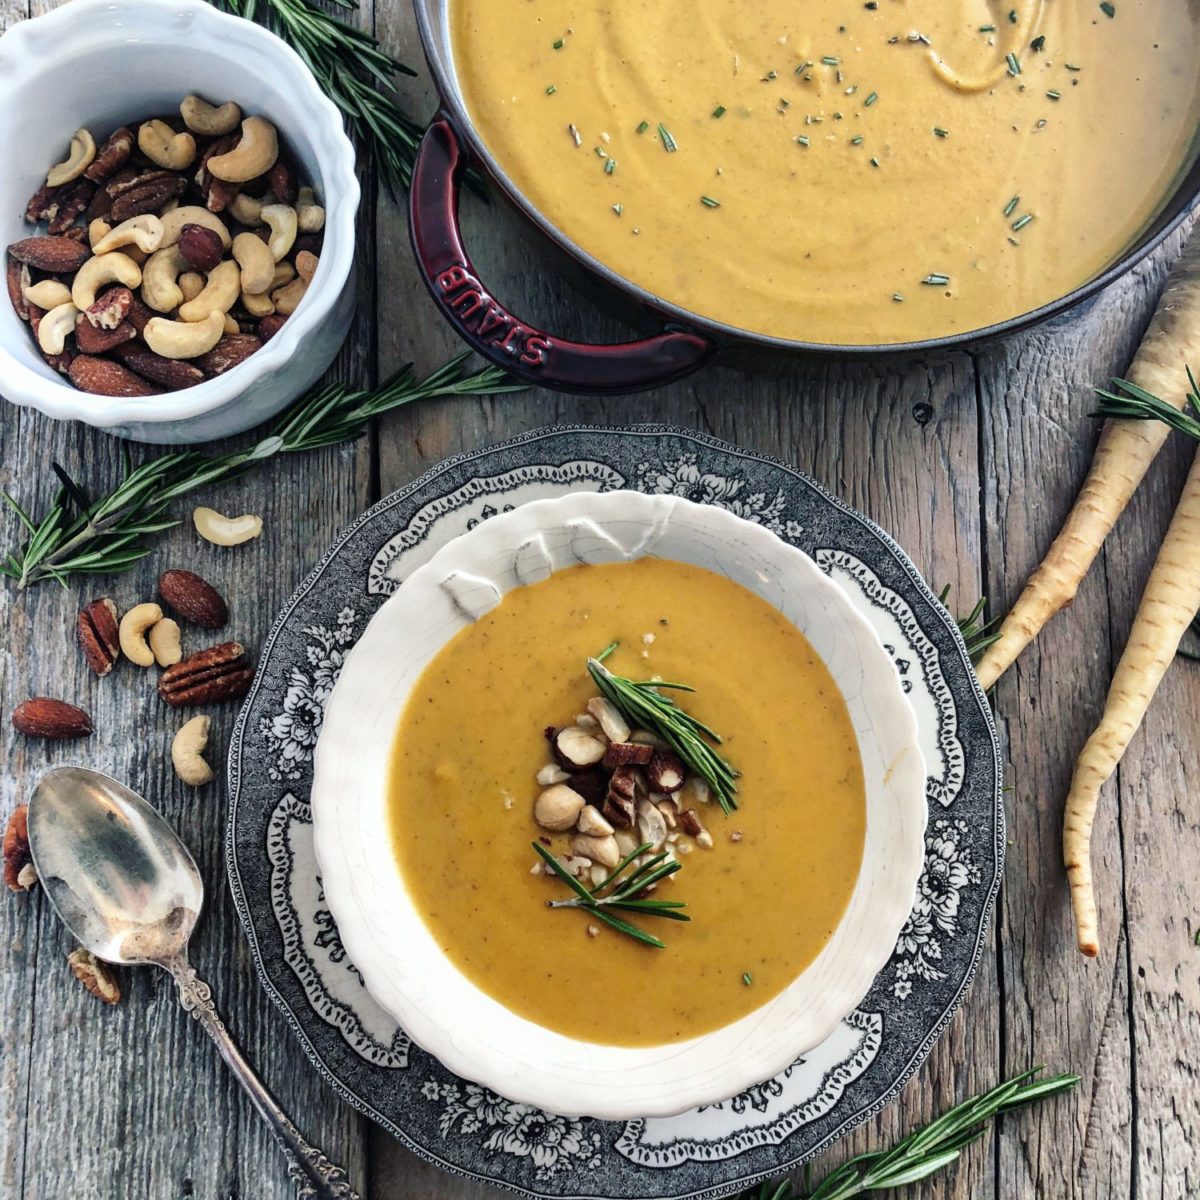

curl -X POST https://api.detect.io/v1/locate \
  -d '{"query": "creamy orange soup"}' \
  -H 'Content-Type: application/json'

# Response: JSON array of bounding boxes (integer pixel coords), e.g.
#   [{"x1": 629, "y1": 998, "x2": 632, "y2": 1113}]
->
[
  {"x1": 388, "y1": 558, "x2": 866, "y2": 1046},
  {"x1": 452, "y1": 0, "x2": 1200, "y2": 343}
]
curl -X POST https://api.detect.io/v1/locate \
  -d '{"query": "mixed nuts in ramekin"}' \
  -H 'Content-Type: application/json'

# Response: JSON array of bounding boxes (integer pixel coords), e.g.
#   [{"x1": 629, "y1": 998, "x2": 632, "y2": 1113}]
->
[{"x1": 7, "y1": 96, "x2": 326, "y2": 397}]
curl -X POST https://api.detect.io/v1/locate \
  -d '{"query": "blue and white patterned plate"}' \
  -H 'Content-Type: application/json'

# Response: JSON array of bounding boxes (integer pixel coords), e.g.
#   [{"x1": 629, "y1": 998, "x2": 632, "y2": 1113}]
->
[{"x1": 226, "y1": 425, "x2": 1003, "y2": 1200}]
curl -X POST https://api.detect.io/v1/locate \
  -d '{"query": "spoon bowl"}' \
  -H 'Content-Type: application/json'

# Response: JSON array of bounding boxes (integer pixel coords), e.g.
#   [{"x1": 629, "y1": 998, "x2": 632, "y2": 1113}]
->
[{"x1": 28, "y1": 766, "x2": 202, "y2": 966}]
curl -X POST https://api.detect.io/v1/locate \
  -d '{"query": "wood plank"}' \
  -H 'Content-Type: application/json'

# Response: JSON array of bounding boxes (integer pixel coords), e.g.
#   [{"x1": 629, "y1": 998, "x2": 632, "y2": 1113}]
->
[
  {"x1": 980, "y1": 224, "x2": 1196, "y2": 1200},
  {"x1": 0, "y1": 0, "x2": 377, "y2": 1196}
]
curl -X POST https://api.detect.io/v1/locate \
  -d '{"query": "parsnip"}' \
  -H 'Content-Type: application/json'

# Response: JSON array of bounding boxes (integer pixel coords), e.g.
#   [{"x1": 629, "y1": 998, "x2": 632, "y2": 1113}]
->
[
  {"x1": 976, "y1": 234, "x2": 1200, "y2": 690},
  {"x1": 1064, "y1": 445, "x2": 1200, "y2": 956}
]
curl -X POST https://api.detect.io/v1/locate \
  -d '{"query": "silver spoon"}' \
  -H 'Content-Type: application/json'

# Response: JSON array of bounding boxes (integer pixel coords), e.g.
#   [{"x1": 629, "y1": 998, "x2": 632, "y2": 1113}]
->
[{"x1": 27, "y1": 765, "x2": 359, "y2": 1200}]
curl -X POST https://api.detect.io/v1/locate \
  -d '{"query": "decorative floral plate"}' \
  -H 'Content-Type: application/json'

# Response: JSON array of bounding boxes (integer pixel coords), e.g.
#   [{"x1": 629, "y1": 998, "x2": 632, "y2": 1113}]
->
[{"x1": 226, "y1": 425, "x2": 1003, "y2": 1200}]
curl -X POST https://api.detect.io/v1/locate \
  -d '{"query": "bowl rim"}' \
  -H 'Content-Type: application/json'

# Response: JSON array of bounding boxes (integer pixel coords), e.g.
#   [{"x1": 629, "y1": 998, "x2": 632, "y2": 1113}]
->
[
  {"x1": 0, "y1": 0, "x2": 360, "y2": 428},
  {"x1": 412, "y1": 0, "x2": 1200, "y2": 355},
  {"x1": 309, "y1": 488, "x2": 928, "y2": 1119}
]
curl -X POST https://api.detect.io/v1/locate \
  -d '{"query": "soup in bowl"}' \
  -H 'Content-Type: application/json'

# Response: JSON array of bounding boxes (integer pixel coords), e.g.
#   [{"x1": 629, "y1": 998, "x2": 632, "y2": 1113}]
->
[{"x1": 311, "y1": 492, "x2": 926, "y2": 1118}]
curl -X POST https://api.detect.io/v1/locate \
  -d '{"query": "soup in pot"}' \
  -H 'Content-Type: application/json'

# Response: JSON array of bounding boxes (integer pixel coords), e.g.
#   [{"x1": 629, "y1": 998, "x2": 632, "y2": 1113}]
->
[{"x1": 451, "y1": 0, "x2": 1200, "y2": 343}]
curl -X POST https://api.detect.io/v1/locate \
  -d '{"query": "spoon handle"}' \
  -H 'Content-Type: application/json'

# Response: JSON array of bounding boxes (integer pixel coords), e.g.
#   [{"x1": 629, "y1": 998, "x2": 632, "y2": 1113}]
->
[{"x1": 165, "y1": 953, "x2": 360, "y2": 1200}]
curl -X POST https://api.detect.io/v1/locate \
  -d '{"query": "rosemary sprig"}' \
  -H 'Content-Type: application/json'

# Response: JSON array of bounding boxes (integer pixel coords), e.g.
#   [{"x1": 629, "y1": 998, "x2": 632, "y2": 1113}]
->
[
  {"x1": 1092, "y1": 367, "x2": 1200, "y2": 441},
  {"x1": 937, "y1": 585, "x2": 1001, "y2": 665},
  {"x1": 533, "y1": 840, "x2": 689, "y2": 949},
  {"x1": 587, "y1": 644, "x2": 739, "y2": 813},
  {"x1": 2, "y1": 354, "x2": 521, "y2": 589},
  {"x1": 739, "y1": 1068, "x2": 1078, "y2": 1200},
  {"x1": 210, "y1": 0, "x2": 422, "y2": 194}
]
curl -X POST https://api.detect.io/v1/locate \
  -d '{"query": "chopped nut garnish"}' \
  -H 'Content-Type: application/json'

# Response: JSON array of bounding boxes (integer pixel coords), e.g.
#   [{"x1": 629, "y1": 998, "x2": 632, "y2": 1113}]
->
[
  {"x1": 586, "y1": 923, "x2": 600, "y2": 939},
  {"x1": 587, "y1": 695, "x2": 631, "y2": 743}
]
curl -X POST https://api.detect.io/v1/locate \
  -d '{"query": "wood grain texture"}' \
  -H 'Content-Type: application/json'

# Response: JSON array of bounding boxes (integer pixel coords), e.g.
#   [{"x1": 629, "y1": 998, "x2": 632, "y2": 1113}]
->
[{"x1": 2, "y1": 0, "x2": 1199, "y2": 1197}]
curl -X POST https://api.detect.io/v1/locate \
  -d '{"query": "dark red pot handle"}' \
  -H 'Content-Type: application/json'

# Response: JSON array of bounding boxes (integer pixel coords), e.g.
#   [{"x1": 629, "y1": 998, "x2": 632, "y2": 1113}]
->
[{"x1": 408, "y1": 116, "x2": 716, "y2": 395}]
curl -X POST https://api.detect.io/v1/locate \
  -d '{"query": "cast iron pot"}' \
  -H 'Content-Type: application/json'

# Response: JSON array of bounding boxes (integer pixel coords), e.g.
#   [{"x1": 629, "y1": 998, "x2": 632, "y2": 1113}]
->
[{"x1": 410, "y1": 1, "x2": 1200, "y2": 396}]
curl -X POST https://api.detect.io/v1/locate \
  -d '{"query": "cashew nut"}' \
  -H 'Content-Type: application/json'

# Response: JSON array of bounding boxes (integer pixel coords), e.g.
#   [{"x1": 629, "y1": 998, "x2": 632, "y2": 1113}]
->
[
  {"x1": 148, "y1": 617, "x2": 182, "y2": 667},
  {"x1": 295, "y1": 250, "x2": 319, "y2": 285},
  {"x1": 137, "y1": 120, "x2": 197, "y2": 171},
  {"x1": 118, "y1": 602, "x2": 163, "y2": 668},
  {"x1": 46, "y1": 128, "x2": 96, "y2": 187},
  {"x1": 88, "y1": 219, "x2": 112, "y2": 250},
  {"x1": 241, "y1": 289, "x2": 274, "y2": 317},
  {"x1": 143, "y1": 311, "x2": 225, "y2": 359},
  {"x1": 92, "y1": 214, "x2": 165, "y2": 256},
  {"x1": 178, "y1": 272, "x2": 205, "y2": 304},
  {"x1": 141, "y1": 246, "x2": 191, "y2": 313},
  {"x1": 570, "y1": 833, "x2": 621, "y2": 869},
  {"x1": 270, "y1": 261, "x2": 296, "y2": 290},
  {"x1": 179, "y1": 260, "x2": 241, "y2": 323},
  {"x1": 260, "y1": 204, "x2": 297, "y2": 262},
  {"x1": 270, "y1": 276, "x2": 308, "y2": 316},
  {"x1": 228, "y1": 191, "x2": 274, "y2": 227},
  {"x1": 181, "y1": 94, "x2": 242, "y2": 138},
  {"x1": 295, "y1": 186, "x2": 326, "y2": 233},
  {"x1": 230, "y1": 232, "x2": 275, "y2": 296},
  {"x1": 171, "y1": 715, "x2": 213, "y2": 787},
  {"x1": 223, "y1": 314, "x2": 239, "y2": 335},
  {"x1": 159, "y1": 207, "x2": 231, "y2": 251},
  {"x1": 192, "y1": 506, "x2": 263, "y2": 546},
  {"x1": 206, "y1": 116, "x2": 279, "y2": 183},
  {"x1": 71, "y1": 253, "x2": 142, "y2": 311},
  {"x1": 23, "y1": 279, "x2": 72, "y2": 309},
  {"x1": 36, "y1": 302, "x2": 79, "y2": 355}
]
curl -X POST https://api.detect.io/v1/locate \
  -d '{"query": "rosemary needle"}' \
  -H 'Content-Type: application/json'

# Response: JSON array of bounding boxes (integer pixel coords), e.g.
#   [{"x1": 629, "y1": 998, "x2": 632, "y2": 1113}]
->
[{"x1": 587, "y1": 645, "x2": 739, "y2": 812}]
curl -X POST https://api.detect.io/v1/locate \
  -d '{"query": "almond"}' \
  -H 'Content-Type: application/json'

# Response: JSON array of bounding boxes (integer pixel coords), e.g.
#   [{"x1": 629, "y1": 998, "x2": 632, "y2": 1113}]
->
[
  {"x1": 69, "y1": 355, "x2": 160, "y2": 397},
  {"x1": 178, "y1": 223, "x2": 225, "y2": 273},
  {"x1": 158, "y1": 569, "x2": 228, "y2": 629},
  {"x1": 257, "y1": 312, "x2": 287, "y2": 341},
  {"x1": 12, "y1": 697, "x2": 94, "y2": 739},
  {"x1": 196, "y1": 333, "x2": 262, "y2": 376},
  {"x1": 111, "y1": 342, "x2": 204, "y2": 390},
  {"x1": 78, "y1": 597, "x2": 121, "y2": 676},
  {"x1": 6, "y1": 235, "x2": 90, "y2": 273}
]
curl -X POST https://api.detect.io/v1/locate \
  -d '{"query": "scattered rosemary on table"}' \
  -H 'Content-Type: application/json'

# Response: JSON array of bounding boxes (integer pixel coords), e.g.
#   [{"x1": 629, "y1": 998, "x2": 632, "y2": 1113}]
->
[
  {"x1": 533, "y1": 840, "x2": 689, "y2": 949},
  {"x1": 1, "y1": 355, "x2": 521, "y2": 590},
  {"x1": 738, "y1": 1068, "x2": 1078, "y2": 1200},
  {"x1": 587, "y1": 643, "x2": 740, "y2": 813},
  {"x1": 938, "y1": 586, "x2": 1001, "y2": 665},
  {"x1": 210, "y1": 0, "x2": 422, "y2": 194}
]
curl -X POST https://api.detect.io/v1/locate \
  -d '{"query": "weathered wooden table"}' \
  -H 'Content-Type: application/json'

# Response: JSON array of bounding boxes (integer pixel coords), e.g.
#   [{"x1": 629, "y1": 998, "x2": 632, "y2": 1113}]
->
[{"x1": 2, "y1": 2, "x2": 1198, "y2": 1197}]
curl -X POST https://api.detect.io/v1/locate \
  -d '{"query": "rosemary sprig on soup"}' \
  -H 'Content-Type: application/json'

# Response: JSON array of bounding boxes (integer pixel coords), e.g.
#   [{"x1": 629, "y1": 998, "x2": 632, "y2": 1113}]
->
[{"x1": 388, "y1": 558, "x2": 865, "y2": 1046}]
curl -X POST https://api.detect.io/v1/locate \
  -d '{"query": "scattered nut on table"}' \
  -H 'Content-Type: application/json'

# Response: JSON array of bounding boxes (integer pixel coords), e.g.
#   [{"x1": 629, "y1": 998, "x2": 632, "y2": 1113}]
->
[
  {"x1": 171, "y1": 714, "x2": 214, "y2": 786},
  {"x1": 193, "y1": 506, "x2": 263, "y2": 547},
  {"x1": 119, "y1": 601, "x2": 164, "y2": 667},
  {"x1": 66, "y1": 948, "x2": 121, "y2": 1005}
]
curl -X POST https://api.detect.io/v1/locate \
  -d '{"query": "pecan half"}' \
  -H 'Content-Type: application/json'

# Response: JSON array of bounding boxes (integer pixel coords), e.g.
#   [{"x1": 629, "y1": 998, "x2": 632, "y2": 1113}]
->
[
  {"x1": 6, "y1": 235, "x2": 90, "y2": 273},
  {"x1": 84, "y1": 285, "x2": 133, "y2": 330},
  {"x1": 603, "y1": 741, "x2": 654, "y2": 768},
  {"x1": 83, "y1": 127, "x2": 134, "y2": 184},
  {"x1": 6, "y1": 257, "x2": 30, "y2": 322},
  {"x1": 3, "y1": 805, "x2": 35, "y2": 892},
  {"x1": 158, "y1": 569, "x2": 228, "y2": 629},
  {"x1": 25, "y1": 182, "x2": 65, "y2": 224},
  {"x1": 12, "y1": 697, "x2": 94, "y2": 739},
  {"x1": 105, "y1": 167, "x2": 173, "y2": 199},
  {"x1": 69, "y1": 355, "x2": 159, "y2": 397},
  {"x1": 46, "y1": 179, "x2": 95, "y2": 236},
  {"x1": 67, "y1": 949, "x2": 121, "y2": 1005},
  {"x1": 196, "y1": 333, "x2": 262, "y2": 376},
  {"x1": 198, "y1": 135, "x2": 239, "y2": 212},
  {"x1": 78, "y1": 597, "x2": 121, "y2": 676},
  {"x1": 111, "y1": 342, "x2": 204, "y2": 390},
  {"x1": 74, "y1": 318, "x2": 136, "y2": 355},
  {"x1": 158, "y1": 642, "x2": 253, "y2": 707},
  {"x1": 110, "y1": 173, "x2": 186, "y2": 222}
]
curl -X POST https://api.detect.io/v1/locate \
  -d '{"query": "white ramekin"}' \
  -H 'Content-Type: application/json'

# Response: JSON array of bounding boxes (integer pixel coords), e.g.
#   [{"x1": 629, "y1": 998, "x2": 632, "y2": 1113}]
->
[{"x1": 0, "y1": 0, "x2": 359, "y2": 444}]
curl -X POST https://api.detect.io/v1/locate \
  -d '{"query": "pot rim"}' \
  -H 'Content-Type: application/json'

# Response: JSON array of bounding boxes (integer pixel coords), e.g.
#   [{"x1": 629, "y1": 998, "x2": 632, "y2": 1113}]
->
[{"x1": 414, "y1": 0, "x2": 1200, "y2": 355}]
